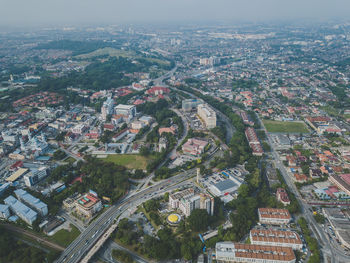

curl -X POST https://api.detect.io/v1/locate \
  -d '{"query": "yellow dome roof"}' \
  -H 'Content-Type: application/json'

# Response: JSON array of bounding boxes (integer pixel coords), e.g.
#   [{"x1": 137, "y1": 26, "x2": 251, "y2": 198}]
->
[{"x1": 168, "y1": 214, "x2": 179, "y2": 223}]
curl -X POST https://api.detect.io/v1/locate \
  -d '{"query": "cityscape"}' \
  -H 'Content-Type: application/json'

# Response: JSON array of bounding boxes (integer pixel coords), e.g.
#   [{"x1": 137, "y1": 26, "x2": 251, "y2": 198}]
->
[{"x1": 1, "y1": 2, "x2": 350, "y2": 263}]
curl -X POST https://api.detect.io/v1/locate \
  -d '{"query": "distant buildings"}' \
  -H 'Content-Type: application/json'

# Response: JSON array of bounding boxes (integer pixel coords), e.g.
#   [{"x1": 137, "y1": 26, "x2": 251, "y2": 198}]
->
[
  {"x1": 258, "y1": 208, "x2": 291, "y2": 225},
  {"x1": 4, "y1": 195, "x2": 37, "y2": 225},
  {"x1": 240, "y1": 111, "x2": 254, "y2": 126},
  {"x1": 245, "y1": 127, "x2": 264, "y2": 156},
  {"x1": 197, "y1": 104, "x2": 217, "y2": 129},
  {"x1": 182, "y1": 138, "x2": 208, "y2": 156},
  {"x1": 215, "y1": 242, "x2": 296, "y2": 263},
  {"x1": 250, "y1": 229, "x2": 303, "y2": 250},
  {"x1": 145, "y1": 86, "x2": 170, "y2": 96},
  {"x1": 199, "y1": 56, "x2": 220, "y2": 66}
]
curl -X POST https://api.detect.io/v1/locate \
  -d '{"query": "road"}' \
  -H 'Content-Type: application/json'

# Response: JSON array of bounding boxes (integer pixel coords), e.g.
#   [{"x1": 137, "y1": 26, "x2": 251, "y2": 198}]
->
[
  {"x1": 258, "y1": 117, "x2": 350, "y2": 263},
  {"x1": 55, "y1": 167, "x2": 198, "y2": 263}
]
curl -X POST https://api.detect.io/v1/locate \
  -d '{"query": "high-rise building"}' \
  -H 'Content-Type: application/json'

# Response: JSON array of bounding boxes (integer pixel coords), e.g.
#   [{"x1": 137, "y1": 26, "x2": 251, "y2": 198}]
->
[
  {"x1": 197, "y1": 104, "x2": 217, "y2": 129},
  {"x1": 101, "y1": 97, "x2": 115, "y2": 120}
]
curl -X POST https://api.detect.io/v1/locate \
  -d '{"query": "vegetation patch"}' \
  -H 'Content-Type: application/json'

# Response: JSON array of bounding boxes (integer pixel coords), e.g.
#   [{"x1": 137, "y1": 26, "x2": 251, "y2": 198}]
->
[
  {"x1": 103, "y1": 154, "x2": 153, "y2": 170},
  {"x1": 48, "y1": 224, "x2": 80, "y2": 247},
  {"x1": 263, "y1": 120, "x2": 309, "y2": 133}
]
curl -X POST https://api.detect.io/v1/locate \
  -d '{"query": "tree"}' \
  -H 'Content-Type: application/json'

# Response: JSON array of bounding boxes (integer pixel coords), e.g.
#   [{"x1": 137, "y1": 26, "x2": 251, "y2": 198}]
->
[
  {"x1": 187, "y1": 209, "x2": 209, "y2": 232},
  {"x1": 140, "y1": 146, "x2": 150, "y2": 156}
]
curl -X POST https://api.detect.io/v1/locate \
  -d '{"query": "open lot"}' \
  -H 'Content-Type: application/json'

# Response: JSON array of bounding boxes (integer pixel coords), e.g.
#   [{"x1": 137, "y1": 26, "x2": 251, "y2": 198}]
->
[
  {"x1": 102, "y1": 154, "x2": 153, "y2": 170},
  {"x1": 263, "y1": 120, "x2": 309, "y2": 133},
  {"x1": 48, "y1": 224, "x2": 80, "y2": 247}
]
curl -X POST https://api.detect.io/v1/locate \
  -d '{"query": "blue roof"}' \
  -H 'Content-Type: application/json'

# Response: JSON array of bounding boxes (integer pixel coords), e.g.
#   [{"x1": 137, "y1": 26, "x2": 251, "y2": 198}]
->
[
  {"x1": 4, "y1": 195, "x2": 37, "y2": 224},
  {"x1": 14, "y1": 189, "x2": 47, "y2": 212},
  {"x1": 0, "y1": 204, "x2": 9, "y2": 213},
  {"x1": 214, "y1": 179, "x2": 237, "y2": 192}
]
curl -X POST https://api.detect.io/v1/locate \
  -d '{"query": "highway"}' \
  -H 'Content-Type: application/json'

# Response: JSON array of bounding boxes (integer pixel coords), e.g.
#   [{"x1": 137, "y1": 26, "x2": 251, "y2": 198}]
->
[{"x1": 55, "y1": 168, "x2": 197, "y2": 263}]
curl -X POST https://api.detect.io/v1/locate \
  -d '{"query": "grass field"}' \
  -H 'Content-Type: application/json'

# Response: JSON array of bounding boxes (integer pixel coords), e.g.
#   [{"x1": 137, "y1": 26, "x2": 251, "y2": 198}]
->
[
  {"x1": 76, "y1": 47, "x2": 170, "y2": 66},
  {"x1": 263, "y1": 120, "x2": 309, "y2": 133},
  {"x1": 48, "y1": 224, "x2": 80, "y2": 247},
  {"x1": 102, "y1": 154, "x2": 152, "y2": 170}
]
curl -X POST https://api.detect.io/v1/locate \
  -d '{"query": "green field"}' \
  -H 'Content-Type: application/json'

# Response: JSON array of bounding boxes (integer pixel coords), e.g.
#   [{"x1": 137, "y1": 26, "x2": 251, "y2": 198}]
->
[
  {"x1": 75, "y1": 47, "x2": 136, "y2": 59},
  {"x1": 102, "y1": 154, "x2": 152, "y2": 170},
  {"x1": 76, "y1": 47, "x2": 170, "y2": 66},
  {"x1": 263, "y1": 120, "x2": 309, "y2": 133},
  {"x1": 48, "y1": 224, "x2": 80, "y2": 247}
]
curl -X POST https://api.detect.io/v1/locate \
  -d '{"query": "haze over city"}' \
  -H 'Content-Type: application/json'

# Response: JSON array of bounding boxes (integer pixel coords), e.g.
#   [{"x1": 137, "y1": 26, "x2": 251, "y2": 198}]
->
[{"x1": 1, "y1": 0, "x2": 350, "y2": 27}]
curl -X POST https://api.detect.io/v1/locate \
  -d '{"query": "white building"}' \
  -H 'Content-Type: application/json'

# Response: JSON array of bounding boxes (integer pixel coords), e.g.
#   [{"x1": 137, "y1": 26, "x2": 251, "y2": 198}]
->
[
  {"x1": 250, "y1": 229, "x2": 303, "y2": 250},
  {"x1": 258, "y1": 208, "x2": 292, "y2": 225},
  {"x1": 115, "y1": 104, "x2": 137, "y2": 122},
  {"x1": 71, "y1": 123, "x2": 88, "y2": 135},
  {"x1": 197, "y1": 104, "x2": 216, "y2": 129}
]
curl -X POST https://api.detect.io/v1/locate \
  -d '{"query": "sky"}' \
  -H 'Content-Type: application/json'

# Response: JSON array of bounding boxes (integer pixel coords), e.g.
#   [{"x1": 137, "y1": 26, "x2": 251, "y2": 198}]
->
[{"x1": 1, "y1": 0, "x2": 350, "y2": 27}]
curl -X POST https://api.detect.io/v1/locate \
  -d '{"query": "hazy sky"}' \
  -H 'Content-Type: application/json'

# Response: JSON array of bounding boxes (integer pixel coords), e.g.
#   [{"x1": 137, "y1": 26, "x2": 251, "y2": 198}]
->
[{"x1": 1, "y1": 0, "x2": 350, "y2": 27}]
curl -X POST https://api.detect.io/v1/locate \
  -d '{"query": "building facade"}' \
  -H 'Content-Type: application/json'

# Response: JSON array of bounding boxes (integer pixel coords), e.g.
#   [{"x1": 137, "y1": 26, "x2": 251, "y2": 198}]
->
[{"x1": 215, "y1": 242, "x2": 296, "y2": 263}]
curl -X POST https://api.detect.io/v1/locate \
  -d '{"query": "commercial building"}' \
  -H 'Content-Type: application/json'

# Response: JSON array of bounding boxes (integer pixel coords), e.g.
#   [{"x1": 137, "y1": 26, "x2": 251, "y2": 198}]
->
[
  {"x1": 329, "y1": 174, "x2": 350, "y2": 196},
  {"x1": 215, "y1": 242, "x2": 296, "y2": 263},
  {"x1": 4, "y1": 195, "x2": 37, "y2": 225},
  {"x1": 0, "y1": 204, "x2": 10, "y2": 219},
  {"x1": 250, "y1": 229, "x2": 303, "y2": 250},
  {"x1": 24, "y1": 167, "x2": 48, "y2": 187},
  {"x1": 182, "y1": 138, "x2": 208, "y2": 156},
  {"x1": 323, "y1": 208, "x2": 350, "y2": 249},
  {"x1": 182, "y1": 99, "x2": 203, "y2": 111},
  {"x1": 258, "y1": 208, "x2": 292, "y2": 225},
  {"x1": 14, "y1": 189, "x2": 48, "y2": 216},
  {"x1": 114, "y1": 104, "x2": 137, "y2": 122},
  {"x1": 6, "y1": 168, "x2": 28, "y2": 182},
  {"x1": 75, "y1": 192, "x2": 102, "y2": 218},
  {"x1": 209, "y1": 179, "x2": 241, "y2": 197},
  {"x1": 276, "y1": 188, "x2": 290, "y2": 206},
  {"x1": 197, "y1": 104, "x2": 217, "y2": 129}
]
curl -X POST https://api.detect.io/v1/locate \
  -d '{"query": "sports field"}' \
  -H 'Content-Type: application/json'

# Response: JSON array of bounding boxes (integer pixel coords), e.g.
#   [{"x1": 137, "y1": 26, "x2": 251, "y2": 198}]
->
[
  {"x1": 103, "y1": 154, "x2": 152, "y2": 170},
  {"x1": 263, "y1": 120, "x2": 309, "y2": 133}
]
